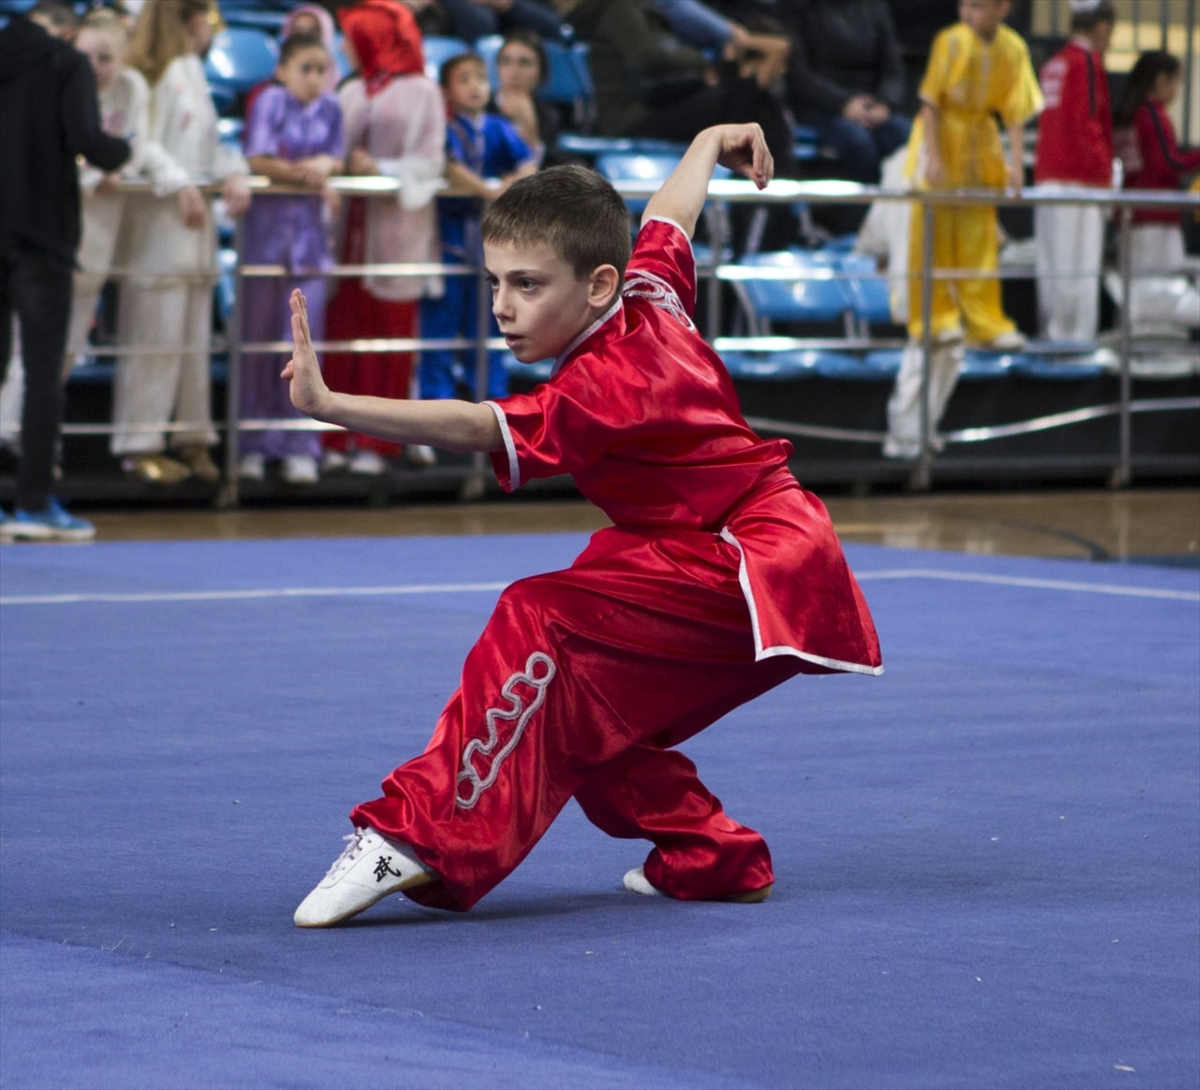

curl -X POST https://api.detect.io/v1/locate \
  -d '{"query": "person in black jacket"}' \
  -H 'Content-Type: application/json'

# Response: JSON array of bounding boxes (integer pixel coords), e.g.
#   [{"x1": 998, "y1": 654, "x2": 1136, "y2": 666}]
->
[
  {"x1": 0, "y1": 1, "x2": 130, "y2": 540},
  {"x1": 781, "y1": 0, "x2": 911, "y2": 185}
]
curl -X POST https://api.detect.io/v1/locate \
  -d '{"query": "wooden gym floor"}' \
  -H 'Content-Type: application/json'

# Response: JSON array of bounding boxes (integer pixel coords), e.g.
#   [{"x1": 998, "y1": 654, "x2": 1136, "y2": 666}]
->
[{"x1": 76, "y1": 486, "x2": 1200, "y2": 565}]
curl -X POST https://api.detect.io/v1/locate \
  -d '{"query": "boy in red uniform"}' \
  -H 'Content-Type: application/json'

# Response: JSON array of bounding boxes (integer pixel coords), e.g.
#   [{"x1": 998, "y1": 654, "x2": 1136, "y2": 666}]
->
[
  {"x1": 284, "y1": 123, "x2": 883, "y2": 928},
  {"x1": 1033, "y1": 0, "x2": 1116, "y2": 344}
]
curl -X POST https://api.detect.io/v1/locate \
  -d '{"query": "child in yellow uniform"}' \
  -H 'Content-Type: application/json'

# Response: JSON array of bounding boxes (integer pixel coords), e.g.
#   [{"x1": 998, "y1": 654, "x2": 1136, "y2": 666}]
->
[{"x1": 884, "y1": 0, "x2": 1042, "y2": 459}]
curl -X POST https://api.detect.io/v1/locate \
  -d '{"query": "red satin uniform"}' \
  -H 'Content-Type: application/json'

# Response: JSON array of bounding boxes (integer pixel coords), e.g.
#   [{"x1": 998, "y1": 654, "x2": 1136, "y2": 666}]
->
[
  {"x1": 351, "y1": 218, "x2": 882, "y2": 910},
  {"x1": 1034, "y1": 39, "x2": 1113, "y2": 186}
]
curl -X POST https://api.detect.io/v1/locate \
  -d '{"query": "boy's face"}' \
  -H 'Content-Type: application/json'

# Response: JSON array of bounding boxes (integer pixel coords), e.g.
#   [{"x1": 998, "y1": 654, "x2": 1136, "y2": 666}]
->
[
  {"x1": 278, "y1": 44, "x2": 330, "y2": 104},
  {"x1": 446, "y1": 59, "x2": 491, "y2": 115},
  {"x1": 484, "y1": 239, "x2": 616, "y2": 364},
  {"x1": 76, "y1": 27, "x2": 122, "y2": 94},
  {"x1": 959, "y1": 0, "x2": 1009, "y2": 41}
]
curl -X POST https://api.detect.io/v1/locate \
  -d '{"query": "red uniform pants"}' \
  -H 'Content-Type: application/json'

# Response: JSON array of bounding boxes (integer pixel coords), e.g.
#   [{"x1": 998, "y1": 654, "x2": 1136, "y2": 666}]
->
[{"x1": 351, "y1": 528, "x2": 809, "y2": 911}]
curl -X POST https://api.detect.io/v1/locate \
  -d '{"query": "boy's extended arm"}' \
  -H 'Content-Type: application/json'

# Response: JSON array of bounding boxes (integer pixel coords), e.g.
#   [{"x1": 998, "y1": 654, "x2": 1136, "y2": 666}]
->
[
  {"x1": 282, "y1": 290, "x2": 503, "y2": 453},
  {"x1": 641, "y1": 124, "x2": 773, "y2": 238}
]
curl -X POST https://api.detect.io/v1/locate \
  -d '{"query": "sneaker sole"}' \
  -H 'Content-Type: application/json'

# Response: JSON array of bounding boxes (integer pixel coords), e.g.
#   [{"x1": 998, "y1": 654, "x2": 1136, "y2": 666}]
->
[{"x1": 293, "y1": 870, "x2": 434, "y2": 929}]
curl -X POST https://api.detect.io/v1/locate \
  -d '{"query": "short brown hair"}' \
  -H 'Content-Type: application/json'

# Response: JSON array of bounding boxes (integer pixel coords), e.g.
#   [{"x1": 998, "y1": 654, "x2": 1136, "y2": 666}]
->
[{"x1": 482, "y1": 164, "x2": 632, "y2": 282}]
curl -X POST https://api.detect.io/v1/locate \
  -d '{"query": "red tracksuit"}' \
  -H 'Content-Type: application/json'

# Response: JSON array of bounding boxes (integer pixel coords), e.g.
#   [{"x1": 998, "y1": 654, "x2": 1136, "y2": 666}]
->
[
  {"x1": 1034, "y1": 39, "x2": 1112, "y2": 185},
  {"x1": 1118, "y1": 99, "x2": 1200, "y2": 224},
  {"x1": 351, "y1": 218, "x2": 882, "y2": 911}
]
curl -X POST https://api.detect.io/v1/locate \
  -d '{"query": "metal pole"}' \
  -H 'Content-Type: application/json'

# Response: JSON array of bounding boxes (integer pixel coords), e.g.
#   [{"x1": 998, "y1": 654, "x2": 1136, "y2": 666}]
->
[
  {"x1": 219, "y1": 212, "x2": 245, "y2": 508},
  {"x1": 465, "y1": 257, "x2": 491, "y2": 501},
  {"x1": 915, "y1": 198, "x2": 935, "y2": 491},
  {"x1": 1184, "y1": 0, "x2": 1197, "y2": 145},
  {"x1": 1116, "y1": 203, "x2": 1134, "y2": 487}
]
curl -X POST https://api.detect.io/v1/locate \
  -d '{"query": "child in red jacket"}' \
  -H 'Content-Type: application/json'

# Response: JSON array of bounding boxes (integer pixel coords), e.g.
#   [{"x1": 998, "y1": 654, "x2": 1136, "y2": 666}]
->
[
  {"x1": 1033, "y1": 0, "x2": 1116, "y2": 343},
  {"x1": 1114, "y1": 50, "x2": 1200, "y2": 335}
]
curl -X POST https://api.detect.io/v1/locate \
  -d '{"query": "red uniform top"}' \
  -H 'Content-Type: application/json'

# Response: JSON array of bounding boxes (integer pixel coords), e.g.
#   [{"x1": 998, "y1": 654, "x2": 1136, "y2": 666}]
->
[
  {"x1": 486, "y1": 217, "x2": 882, "y2": 675},
  {"x1": 1034, "y1": 39, "x2": 1113, "y2": 186},
  {"x1": 1117, "y1": 99, "x2": 1200, "y2": 224}
]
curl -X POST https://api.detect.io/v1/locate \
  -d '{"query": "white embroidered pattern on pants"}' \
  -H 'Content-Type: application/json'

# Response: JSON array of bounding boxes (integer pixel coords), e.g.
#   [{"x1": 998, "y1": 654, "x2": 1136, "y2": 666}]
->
[{"x1": 456, "y1": 651, "x2": 556, "y2": 809}]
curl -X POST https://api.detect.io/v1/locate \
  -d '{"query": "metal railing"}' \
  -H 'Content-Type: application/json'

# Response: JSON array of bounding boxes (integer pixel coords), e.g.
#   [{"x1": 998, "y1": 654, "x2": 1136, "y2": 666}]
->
[{"x1": 40, "y1": 174, "x2": 1200, "y2": 502}]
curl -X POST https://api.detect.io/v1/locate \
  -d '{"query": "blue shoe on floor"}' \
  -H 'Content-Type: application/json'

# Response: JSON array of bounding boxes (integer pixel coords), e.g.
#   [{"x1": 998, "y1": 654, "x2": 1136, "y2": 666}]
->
[{"x1": 6, "y1": 497, "x2": 95, "y2": 542}]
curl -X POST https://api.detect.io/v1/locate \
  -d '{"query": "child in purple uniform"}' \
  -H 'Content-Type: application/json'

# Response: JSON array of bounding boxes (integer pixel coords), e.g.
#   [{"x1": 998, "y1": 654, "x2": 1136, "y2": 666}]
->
[
  {"x1": 238, "y1": 33, "x2": 344, "y2": 485},
  {"x1": 418, "y1": 52, "x2": 538, "y2": 404}
]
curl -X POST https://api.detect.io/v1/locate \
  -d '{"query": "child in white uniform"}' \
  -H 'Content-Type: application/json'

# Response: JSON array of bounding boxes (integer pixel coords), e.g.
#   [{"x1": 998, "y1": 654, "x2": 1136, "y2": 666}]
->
[{"x1": 112, "y1": 0, "x2": 250, "y2": 485}]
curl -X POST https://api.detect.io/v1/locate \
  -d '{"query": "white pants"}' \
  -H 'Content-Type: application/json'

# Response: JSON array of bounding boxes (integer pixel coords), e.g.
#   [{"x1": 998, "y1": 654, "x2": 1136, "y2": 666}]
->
[
  {"x1": 64, "y1": 192, "x2": 130, "y2": 380},
  {"x1": 110, "y1": 194, "x2": 218, "y2": 457},
  {"x1": 1127, "y1": 224, "x2": 1200, "y2": 334},
  {"x1": 1035, "y1": 188, "x2": 1105, "y2": 342},
  {"x1": 883, "y1": 338, "x2": 964, "y2": 459}
]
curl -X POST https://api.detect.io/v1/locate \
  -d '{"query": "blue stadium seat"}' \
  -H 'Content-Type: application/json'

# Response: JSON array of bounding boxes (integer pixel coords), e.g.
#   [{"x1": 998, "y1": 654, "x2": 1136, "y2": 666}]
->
[
  {"x1": 205, "y1": 26, "x2": 279, "y2": 94},
  {"x1": 538, "y1": 40, "x2": 594, "y2": 129},
  {"x1": 475, "y1": 33, "x2": 503, "y2": 88},
  {"x1": 596, "y1": 152, "x2": 729, "y2": 216},
  {"x1": 719, "y1": 350, "x2": 823, "y2": 381},
  {"x1": 557, "y1": 134, "x2": 687, "y2": 160},
  {"x1": 424, "y1": 36, "x2": 471, "y2": 83},
  {"x1": 959, "y1": 349, "x2": 1019, "y2": 380},
  {"x1": 503, "y1": 354, "x2": 553, "y2": 382},
  {"x1": 729, "y1": 249, "x2": 854, "y2": 333},
  {"x1": 836, "y1": 251, "x2": 894, "y2": 328}
]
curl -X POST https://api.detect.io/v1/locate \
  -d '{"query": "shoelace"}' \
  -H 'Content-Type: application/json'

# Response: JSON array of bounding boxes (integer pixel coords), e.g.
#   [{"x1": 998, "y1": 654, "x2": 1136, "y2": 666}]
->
[{"x1": 323, "y1": 827, "x2": 373, "y2": 880}]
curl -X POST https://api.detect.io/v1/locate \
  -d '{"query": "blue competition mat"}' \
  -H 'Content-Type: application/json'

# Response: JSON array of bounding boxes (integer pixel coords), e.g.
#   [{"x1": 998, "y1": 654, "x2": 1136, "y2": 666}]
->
[{"x1": 2, "y1": 535, "x2": 1197, "y2": 1089}]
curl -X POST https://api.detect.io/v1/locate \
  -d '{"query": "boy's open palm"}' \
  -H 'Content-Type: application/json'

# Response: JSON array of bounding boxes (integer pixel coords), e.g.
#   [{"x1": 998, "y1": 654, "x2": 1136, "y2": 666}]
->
[{"x1": 282, "y1": 289, "x2": 328, "y2": 418}]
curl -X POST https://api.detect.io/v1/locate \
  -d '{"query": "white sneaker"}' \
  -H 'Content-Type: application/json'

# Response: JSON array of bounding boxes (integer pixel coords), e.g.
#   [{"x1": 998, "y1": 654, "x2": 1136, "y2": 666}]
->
[
  {"x1": 294, "y1": 826, "x2": 434, "y2": 928},
  {"x1": 406, "y1": 444, "x2": 437, "y2": 467},
  {"x1": 983, "y1": 330, "x2": 1026, "y2": 352},
  {"x1": 623, "y1": 866, "x2": 664, "y2": 897},
  {"x1": 321, "y1": 449, "x2": 348, "y2": 474},
  {"x1": 238, "y1": 452, "x2": 266, "y2": 481},
  {"x1": 282, "y1": 453, "x2": 319, "y2": 484},
  {"x1": 349, "y1": 450, "x2": 387, "y2": 476}
]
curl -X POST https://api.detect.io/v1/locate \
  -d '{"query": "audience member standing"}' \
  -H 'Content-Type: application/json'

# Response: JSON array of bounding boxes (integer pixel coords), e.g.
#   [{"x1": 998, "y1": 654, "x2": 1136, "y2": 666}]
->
[
  {"x1": 66, "y1": 10, "x2": 185, "y2": 381},
  {"x1": 0, "y1": 0, "x2": 130, "y2": 540},
  {"x1": 239, "y1": 33, "x2": 345, "y2": 486},
  {"x1": 321, "y1": 0, "x2": 445, "y2": 476},
  {"x1": 419, "y1": 52, "x2": 537, "y2": 406},
  {"x1": 489, "y1": 30, "x2": 556, "y2": 166},
  {"x1": 884, "y1": 0, "x2": 1042, "y2": 461},
  {"x1": 1033, "y1": 0, "x2": 1117, "y2": 344},
  {"x1": 781, "y1": 0, "x2": 911, "y2": 185},
  {"x1": 1114, "y1": 51, "x2": 1200, "y2": 337},
  {"x1": 242, "y1": 3, "x2": 340, "y2": 129},
  {"x1": 113, "y1": 0, "x2": 251, "y2": 486}
]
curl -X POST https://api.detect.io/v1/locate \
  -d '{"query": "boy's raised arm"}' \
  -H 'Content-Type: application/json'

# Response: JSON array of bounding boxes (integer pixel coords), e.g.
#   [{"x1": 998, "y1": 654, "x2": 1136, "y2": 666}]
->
[
  {"x1": 642, "y1": 123, "x2": 774, "y2": 238},
  {"x1": 282, "y1": 290, "x2": 503, "y2": 454}
]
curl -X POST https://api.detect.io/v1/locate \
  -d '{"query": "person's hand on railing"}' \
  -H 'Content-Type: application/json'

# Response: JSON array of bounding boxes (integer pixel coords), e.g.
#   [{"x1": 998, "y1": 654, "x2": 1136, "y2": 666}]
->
[
  {"x1": 296, "y1": 154, "x2": 341, "y2": 188},
  {"x1": 178, "y1": 183, "x2": 207, "y2": 228},
  {"x1": 222, "y1": 174, "x2": 252, "y2": 218},
  {"x1": 347, "y1": 147, "x2": 379, "y2": 176}
]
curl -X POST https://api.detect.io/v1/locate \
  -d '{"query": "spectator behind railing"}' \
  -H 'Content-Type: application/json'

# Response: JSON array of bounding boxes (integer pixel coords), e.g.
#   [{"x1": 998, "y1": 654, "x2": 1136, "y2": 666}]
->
[
  {"x1": 322, "y1": 0, "x2": 445, "y2": 477},
  {"x1": 1114, "y1": 50, "x2": 1200, "y2": 338},
  {"x1": 417, "y1": 51, "x2": 537, "y2": 421},
  {"x1": 779, "y1": 0, "x2": 911, "y2": 186},
  {"x1": 553, "y1": 0, "x2": 793, "y2": 177},
  {"x1": 66, "y1": 10, "x2": 190, "y2": 382},
  {"x1": 0, "y1": 0, "x2": 131, "y2": 542},
  {"x1": 113, "y1": 0, "x2": 252, "y2": 487},
  {"x1": 884, "y1": 0, "x2": 1042, "y2": 462},
  {"x1": 242, "y1": 3, "x2": 339, "y2": 128},
  {"x1": 1033, "y1": 0, "x2": 1117, "y2": 345},
  {"x1": 239, "y1": 31, "x2": 345, "y2": 487},
  {"x1": 489, "y1": 29, "x2": 561, "y2": 166}
]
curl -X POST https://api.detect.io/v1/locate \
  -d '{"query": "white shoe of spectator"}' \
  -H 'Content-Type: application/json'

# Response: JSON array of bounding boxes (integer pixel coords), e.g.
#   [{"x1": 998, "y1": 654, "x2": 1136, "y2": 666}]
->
[
  {"x1": 321, "y1": 449, "x2": 348, "y2": 474},
  {"x1": 349, "y1": 450, "x2": 387, "y2": 476},
  {"x1": 282, "y1": 454, "x2": 319, "y2": 485},
  {"x1": 407, "y1": 444, "x2": 437, "y2": 467},
  {"x1": 238, "y1": 452, "x2": 265, "y2": 481}
]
